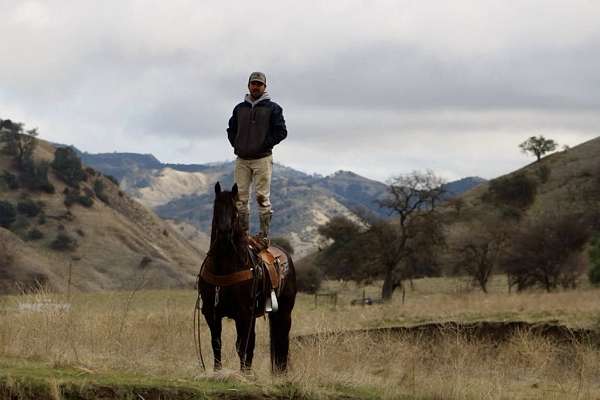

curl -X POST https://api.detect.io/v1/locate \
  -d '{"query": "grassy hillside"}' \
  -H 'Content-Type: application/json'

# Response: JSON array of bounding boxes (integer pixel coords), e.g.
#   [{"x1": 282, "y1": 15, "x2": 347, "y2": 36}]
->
[
  {"x1": 453, "y1": 136, "x2": 600, "y2": 217},
  {"x1": 0, "y1": 136, "x2": 204, "y2": 293}
]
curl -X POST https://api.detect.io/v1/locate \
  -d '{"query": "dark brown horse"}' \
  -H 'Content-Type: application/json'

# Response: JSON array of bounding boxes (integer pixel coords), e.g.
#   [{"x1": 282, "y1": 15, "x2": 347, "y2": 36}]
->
[{"x1": 197, "y1": 182, "x2": 296, "y2": 373}]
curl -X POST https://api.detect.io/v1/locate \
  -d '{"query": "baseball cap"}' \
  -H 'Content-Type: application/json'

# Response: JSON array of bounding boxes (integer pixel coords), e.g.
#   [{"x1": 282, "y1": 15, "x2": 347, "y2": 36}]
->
[{"x1": 248, "y1": 72, "x2": 266, "y2": 85}]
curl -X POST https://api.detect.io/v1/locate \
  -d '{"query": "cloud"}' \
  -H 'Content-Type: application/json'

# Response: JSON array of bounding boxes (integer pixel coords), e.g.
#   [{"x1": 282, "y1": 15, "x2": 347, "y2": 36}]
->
[{"x1": 1, "y1": 0, "x2": 599, "y2": 182}]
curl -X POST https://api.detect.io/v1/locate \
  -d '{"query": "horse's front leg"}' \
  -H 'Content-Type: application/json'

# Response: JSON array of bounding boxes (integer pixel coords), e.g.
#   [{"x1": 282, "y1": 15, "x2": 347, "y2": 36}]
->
[
  {"x1": 235, "y1": 317, "x2": 256, "y2": 372},
  {"x1": 208, "y1": 316, "x2": 223, "y2": 371}
]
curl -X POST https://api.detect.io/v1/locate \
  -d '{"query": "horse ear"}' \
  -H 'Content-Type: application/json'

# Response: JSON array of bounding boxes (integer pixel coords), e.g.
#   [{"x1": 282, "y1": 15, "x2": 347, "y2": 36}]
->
[
  {"x1": 232, "y1": 183, "x2": 238, "y2": 197},
  {"x1": 215, "y1": 182, "x2": 221, "y2": 195}
]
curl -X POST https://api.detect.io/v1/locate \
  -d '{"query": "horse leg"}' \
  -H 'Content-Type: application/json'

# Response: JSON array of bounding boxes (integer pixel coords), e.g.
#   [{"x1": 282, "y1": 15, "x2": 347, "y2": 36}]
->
[
  {"x1": 235, "y1": 317, "x2": 256, "y2": 372},
  {"x1": 208, "y1": 316, "x2": 223, "y2": 371},
  {"x1": 269, "y1": 311, "x2": 292, "y2": 374}
]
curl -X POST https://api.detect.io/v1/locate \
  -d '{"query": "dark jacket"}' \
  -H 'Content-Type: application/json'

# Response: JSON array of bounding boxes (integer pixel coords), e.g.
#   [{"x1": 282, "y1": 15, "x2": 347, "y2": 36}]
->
[{"x1": 227, "y1": 96, "x2": 287, "y2": 160}]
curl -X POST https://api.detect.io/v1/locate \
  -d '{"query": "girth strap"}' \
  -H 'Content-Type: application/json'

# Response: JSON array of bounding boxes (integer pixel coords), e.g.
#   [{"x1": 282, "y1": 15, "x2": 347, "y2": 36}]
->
[{"x1": 200, "y1": 267, "x2": 254, "y2": 287}]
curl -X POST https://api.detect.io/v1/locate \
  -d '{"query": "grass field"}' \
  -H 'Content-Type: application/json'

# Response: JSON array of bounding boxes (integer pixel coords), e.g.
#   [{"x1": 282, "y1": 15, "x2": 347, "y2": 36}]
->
[{"x1": 1, "y1": 276, "x2": 599, "y2": 399}]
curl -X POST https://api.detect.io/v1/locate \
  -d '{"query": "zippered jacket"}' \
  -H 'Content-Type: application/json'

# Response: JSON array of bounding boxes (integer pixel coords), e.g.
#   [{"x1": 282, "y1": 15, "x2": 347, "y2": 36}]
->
[{"x1": 227, "y1": 93, "x2": 287, "y2": 160}]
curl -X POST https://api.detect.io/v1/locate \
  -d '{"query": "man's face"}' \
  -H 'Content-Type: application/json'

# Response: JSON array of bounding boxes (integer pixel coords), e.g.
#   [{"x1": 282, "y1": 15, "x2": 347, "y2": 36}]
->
[{"x1": 248, "y1": 81, "x2": 266, "y2": 100}]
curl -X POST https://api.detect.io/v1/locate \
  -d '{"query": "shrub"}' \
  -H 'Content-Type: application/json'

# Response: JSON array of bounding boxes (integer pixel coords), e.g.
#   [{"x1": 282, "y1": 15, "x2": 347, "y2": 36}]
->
[
  {"x1": 503, "y1": 213, "x2": 591, "y2": 291},
  {"x1": 17, "y1": 198, "x2": 41, "y2": 217},
  {"x1": 20, "y1": 160, "x2": 54, "y2": 193},
  {"x1": 589, "y1": 235, "x2": 600, "y2": 286},
  {"x1": 94, "y1": 179, "x2": 110, "y2": 204},
  {"x1": 78, "y1": 194, "x2": 94, "y2": 208},
  {"x1": 296, "y1": 263, "x2": 322, "y2": 293},
  {"x1": 51, "y1": 147, "x2": 86, "y2": 187},
  {"x1": 105, "y1": 175, "x2": 119, "y2": 186},
  {"x1": 0, "y1": 201, "x2": 17, "y2": 228},
  {"x1": 1, "y1": 170, "x2": 19, "y2": 190},
  {"x1": 50, "y1": 232, "x2": 78, "y2": 251},
  {"x1": 27, "y1": 228, "x2": 44, "y2": 241},
  {"x1": 64, "y1": 188, "x2": 94, "y2": 208},
  {"x1": 483, "y1": 173, "x2": 537, "y2": 210},
  {"x1": 318, "y1": 216, "x2": 361, "y2": 243}
]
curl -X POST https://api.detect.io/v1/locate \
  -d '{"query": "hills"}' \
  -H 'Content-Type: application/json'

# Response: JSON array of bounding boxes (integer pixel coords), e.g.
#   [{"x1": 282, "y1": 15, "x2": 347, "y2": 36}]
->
[
  {"x1": 79, "y1": 151, "x2": 485, "y2": 256},
  {"x1": 0, "y1": 138, "x2": 204, "y2": 293}
]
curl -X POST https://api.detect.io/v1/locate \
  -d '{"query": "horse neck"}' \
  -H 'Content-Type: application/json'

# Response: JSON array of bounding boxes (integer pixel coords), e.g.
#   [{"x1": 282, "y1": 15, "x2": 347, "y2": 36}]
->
[{"x1": 210, "y1": 232, "x2": 249, "y2": 273}]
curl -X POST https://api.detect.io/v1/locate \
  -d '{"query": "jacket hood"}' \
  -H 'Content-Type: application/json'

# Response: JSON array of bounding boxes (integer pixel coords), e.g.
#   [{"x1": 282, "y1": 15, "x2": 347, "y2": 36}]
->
[{"x1": 244, "y1": 92, "x2": 271, "y2": 107}]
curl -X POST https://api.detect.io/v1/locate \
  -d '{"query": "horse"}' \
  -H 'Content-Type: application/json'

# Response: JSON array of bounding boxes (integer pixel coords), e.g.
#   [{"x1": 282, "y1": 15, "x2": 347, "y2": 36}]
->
[{"x1": 197, "y1": 182, "x2": 297, "y2": 374}]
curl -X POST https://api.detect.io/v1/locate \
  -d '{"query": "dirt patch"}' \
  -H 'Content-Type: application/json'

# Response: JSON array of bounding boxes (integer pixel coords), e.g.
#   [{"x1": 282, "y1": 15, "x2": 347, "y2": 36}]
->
[{"x1": 294, "y1": 321, "x2": 600, "y2": 345}]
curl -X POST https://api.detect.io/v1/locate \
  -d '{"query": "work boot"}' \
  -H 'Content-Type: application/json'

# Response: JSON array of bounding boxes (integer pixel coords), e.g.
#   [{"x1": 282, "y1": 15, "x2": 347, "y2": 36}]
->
[
  {"x1": 258, "y1": 214, "x2": 271, "y2": 244},
  {"x1": 239, "y1": 212, "x2": 249, "y2": 235}
]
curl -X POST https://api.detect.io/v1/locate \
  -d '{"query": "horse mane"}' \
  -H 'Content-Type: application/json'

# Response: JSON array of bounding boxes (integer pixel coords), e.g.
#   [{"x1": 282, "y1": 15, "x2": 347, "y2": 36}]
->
[{"x1": 208, "y1": 191, "x2": 248, "y2": 263}]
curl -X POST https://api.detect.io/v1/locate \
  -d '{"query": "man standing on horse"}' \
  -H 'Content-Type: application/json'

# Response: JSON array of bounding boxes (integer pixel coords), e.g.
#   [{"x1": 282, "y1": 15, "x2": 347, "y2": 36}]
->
[{"x1": 227, "y1": 72, "x2": 287, "y2": 237}]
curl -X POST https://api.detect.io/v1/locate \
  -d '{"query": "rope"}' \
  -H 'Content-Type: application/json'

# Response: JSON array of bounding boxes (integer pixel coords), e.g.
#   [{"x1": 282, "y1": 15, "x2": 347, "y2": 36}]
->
[{"x1": 193, "y1": 276, "x2": 206, "y2": 371}]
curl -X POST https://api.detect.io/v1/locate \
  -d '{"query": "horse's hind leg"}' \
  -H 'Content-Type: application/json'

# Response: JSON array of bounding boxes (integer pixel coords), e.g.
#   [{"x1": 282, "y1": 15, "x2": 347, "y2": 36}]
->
[
  {"x1": 235, "y1": 317, "x2": 256, "y2": 372},
  {"x1": 208, "y1": 317, "x2": 223, "y2": 371},
  {"x1": 269, "y1": 311, "x2": 292, "y2": 374}
]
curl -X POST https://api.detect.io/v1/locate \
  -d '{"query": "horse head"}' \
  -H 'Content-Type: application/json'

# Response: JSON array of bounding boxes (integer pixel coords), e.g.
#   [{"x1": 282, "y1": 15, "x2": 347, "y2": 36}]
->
[{"x1": 213, "y1": 182, "x2": 240, "y2": 238}]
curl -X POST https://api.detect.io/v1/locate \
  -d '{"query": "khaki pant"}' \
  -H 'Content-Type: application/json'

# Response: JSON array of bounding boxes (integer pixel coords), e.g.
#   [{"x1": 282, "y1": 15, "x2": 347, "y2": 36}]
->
[{"x1": 234, "y1": 155, "x2": 273, "y2": 217}]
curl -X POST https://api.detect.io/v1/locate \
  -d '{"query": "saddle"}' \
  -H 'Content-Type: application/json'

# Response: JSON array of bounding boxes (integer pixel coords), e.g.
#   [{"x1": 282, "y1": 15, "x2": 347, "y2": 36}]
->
[
  {"x1": 199, "y1": 236, "x2": 289, "y2": 312},
  {"x1": 248, "y1": 236, "x2": 289, "y2": 294}
]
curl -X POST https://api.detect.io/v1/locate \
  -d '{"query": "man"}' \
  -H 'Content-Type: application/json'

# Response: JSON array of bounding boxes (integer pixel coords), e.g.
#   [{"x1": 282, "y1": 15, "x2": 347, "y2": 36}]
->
[{"x1": 227, "y1": 72, "x2": 287, "y2": 237}]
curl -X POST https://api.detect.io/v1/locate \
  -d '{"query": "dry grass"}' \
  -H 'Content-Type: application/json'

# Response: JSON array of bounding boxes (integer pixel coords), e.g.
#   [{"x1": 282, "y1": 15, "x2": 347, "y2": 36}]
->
[{"x1": 1, "y1": 277, "x2": 600, "y2": 399}]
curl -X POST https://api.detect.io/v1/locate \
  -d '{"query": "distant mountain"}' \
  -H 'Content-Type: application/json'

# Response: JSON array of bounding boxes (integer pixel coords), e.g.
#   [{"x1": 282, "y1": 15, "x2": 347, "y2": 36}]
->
[
  {"x1": 80, "y1": 152, "x2": 484, "y2": 257},
  {"x1": 444, "y1": 176, "x2": 487, "y2": 197}
]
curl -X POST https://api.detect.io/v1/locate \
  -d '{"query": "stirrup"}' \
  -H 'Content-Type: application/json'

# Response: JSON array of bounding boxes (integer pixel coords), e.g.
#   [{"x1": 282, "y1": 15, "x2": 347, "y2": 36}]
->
[{"x1": 265, "y1": 289, "x2": 278, "y2": 313}]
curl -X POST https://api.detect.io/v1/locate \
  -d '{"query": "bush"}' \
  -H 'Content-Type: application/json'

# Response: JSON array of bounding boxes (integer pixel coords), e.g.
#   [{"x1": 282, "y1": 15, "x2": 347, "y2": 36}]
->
[
  {"x1": 296, "y1": 262, "x2": 322, "y2": 293},
  {"x1": 50, "y1": 232, "x2": 78, "y2": 251},
  {"x1": 78, "y1": 194, "x2": 94, "y2": 208},
  {"x1": 26, "y1": 228, "x2": 44, "y2": 241},
  {"x1": 51, "y1": 147, "x2": 86, "y2": 187},
  {"x1": 589, "y1": 235, "x2": 600, "y2": 286},
  {"x1": 503, "y1": 213, "x2": 590, "y2": 291},
  {"x1": 20, "y1": 160, "x2": 55, "y2": 193},
  {"x1": 1, "y1": 170, "x2": 19, "y2": 190},
  {"x1": 0, "y1": 201, "x2": 17, "y2": 228},
  {"x1": 17, "y1": 198, "x2": 41, "y2": 217},
  {"x1": 105, "y1": 174, "x2": 119, "y2": 186},
  {"x1": 318, "y1": 216, "x2": 362, "y2": 243},
  {"x1": 64, "y1": 188, "x2": 94, "y2": 208},
  {"x1": 483, "y1": 173, "x2": 537, "y2": 210},
  {"x1": 94, "y1": 179, "x2": 110, "y2": 204}
]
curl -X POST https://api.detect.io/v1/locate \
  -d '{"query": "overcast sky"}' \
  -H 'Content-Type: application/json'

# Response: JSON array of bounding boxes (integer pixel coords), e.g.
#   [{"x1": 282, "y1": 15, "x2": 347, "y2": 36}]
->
[{"x1": 2, "y1": 1, "x2": 599, "y2": 182}]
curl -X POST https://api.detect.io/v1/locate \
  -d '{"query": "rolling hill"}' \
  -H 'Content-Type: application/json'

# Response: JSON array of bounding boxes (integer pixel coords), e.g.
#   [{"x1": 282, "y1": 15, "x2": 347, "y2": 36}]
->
[{"x1": 0, "y1": 137, "x2": 205, "y2": 294}]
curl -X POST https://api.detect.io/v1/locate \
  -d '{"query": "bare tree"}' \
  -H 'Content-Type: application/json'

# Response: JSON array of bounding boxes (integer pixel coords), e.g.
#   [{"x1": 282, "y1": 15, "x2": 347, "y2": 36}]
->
[
  {"x1": 372, "y1": 170, "x2": 447, "y2": 301},
  {"x1": 451, "y1": 217, "x2": 514, "y2": 293}
]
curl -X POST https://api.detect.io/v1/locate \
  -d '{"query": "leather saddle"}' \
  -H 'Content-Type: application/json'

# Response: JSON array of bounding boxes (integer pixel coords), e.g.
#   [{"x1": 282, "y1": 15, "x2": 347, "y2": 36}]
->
[{"x1": 248, "y1": 236, "x2": 289, "y2": 296}]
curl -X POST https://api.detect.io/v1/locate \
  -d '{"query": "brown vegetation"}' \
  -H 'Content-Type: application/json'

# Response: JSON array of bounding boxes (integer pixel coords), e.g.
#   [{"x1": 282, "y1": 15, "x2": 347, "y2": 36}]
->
[{"x1": 0, "y1": 278, "x2": 599, "y2": 399}]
